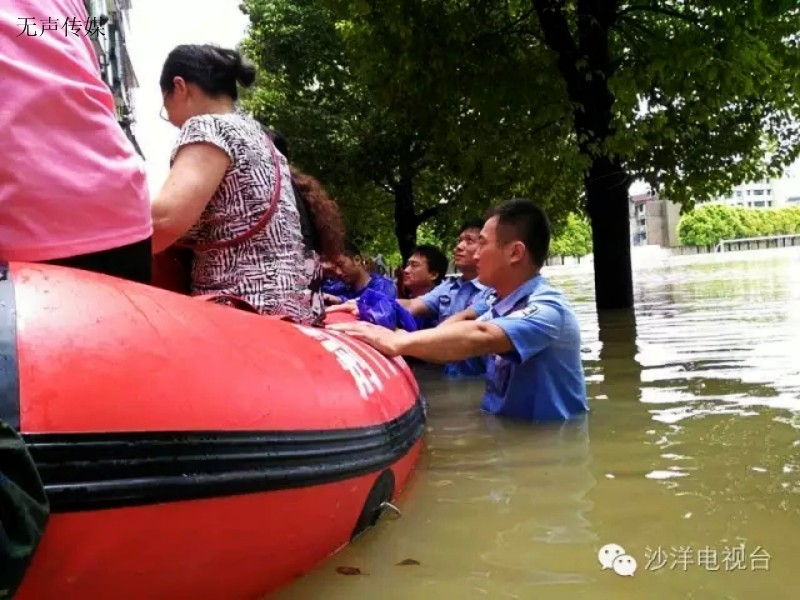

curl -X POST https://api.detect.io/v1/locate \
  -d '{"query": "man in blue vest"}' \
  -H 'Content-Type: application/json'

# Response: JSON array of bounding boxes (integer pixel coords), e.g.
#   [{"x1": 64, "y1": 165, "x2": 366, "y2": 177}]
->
[
  {"x1": 399, "y1": 219, "x2": 491, "y2": 377},
  {"x1": 329, "y1": 198, "x2": 587, "y2": 422}
]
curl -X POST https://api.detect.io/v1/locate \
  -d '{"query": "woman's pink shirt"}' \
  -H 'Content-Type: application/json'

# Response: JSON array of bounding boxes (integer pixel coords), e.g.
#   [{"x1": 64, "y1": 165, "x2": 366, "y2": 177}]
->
[{"x1": 0, "y1": 0, "x2": 152, "y2": 261}]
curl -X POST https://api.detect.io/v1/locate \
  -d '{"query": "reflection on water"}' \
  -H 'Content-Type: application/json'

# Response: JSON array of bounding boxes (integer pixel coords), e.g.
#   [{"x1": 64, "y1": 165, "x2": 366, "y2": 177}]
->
[{"x1": 274, "y1": 248, "x2": 800, "y2": 599}]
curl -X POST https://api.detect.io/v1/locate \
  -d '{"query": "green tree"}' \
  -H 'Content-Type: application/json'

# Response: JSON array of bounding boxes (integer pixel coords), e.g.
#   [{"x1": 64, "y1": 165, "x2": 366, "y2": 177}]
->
[
  {"x1": 677, "y1": 204, "x2": 738, "y2": 246},
  {"x1": 241, "y1": 0, "x2": 799, "y2": 312},
  {"x1": 239, "y1": 0, "x2": 583, "y2": 261},
  {"x1": 551, "y1": 212, "x2": 593, "y2": 258},
  {"x1": 678, "y1": 205, "x2": 800, "y2": 246},
  {"x1": 528, "y1": 0, "x2": 800, "y2": 309}
]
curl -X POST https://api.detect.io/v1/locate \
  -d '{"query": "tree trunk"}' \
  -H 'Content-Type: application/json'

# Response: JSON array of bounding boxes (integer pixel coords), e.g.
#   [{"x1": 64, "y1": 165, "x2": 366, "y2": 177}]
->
[
  {"x1": 393, "y1": 175, "x2": 417, "y2": 263},
  {"x1": 586, "y1": 157, "x2": 634, "y2": 310},
  {"x1": 597, "y1": 307, "x2": 640, "y2": 401},
  {"x1": 533, "y1": 0, "x2": 635, "y2": 310}
]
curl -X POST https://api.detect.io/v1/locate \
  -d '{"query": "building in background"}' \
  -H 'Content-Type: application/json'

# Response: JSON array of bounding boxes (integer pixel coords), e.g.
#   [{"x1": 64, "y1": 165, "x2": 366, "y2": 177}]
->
[
  {"x1": 698, "y1": 180, "x2": 780, "y2": 209},
  {"x1": 696, "y1": 171, "x2": 800, "y2": 210},
  {"x1": 629, "y1": 189, "x2": 683, "y2": 248},
  {"x1": 83, "y1": 0, "x2": 143, "y2": 158}
]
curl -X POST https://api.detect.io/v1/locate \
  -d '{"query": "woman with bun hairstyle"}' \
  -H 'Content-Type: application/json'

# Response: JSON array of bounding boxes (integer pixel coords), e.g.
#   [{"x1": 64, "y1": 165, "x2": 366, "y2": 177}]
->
[{"x1": 151, "y1": 44, "x2": 320, "y2": 323}]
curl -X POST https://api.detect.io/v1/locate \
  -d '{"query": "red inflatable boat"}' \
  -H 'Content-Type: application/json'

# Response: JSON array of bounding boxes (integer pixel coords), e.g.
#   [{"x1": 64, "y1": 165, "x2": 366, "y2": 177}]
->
[{"x1": 0, "y1": 261, "x2": 425, "y2": 599}]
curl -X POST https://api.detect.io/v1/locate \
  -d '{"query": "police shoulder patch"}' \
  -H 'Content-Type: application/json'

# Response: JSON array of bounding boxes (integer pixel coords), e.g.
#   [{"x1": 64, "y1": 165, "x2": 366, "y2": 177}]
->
[{"x1": 507, "y1": 304, "x2": 539, "y2": 319}]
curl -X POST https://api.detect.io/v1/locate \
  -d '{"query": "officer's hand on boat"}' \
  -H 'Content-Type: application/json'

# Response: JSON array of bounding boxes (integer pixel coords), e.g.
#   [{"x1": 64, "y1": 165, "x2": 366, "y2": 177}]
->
[{"x1": 327, "y1": 320, "x2": 405, "y2": 357}]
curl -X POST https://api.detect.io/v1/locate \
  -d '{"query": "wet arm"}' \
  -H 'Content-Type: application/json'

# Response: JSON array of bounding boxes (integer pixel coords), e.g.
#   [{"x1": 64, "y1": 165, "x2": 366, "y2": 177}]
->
[
  {"x1": 439, "y1": 307, "x2": 479, "y2": 327},
  {"x1": 394, "y1": 320, "x2": 512, "y2": 363}
]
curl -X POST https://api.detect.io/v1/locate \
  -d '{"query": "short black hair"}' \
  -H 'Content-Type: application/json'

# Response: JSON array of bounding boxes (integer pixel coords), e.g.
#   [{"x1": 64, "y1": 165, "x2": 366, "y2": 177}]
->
[
  {"x1": 160, "y1": 44, "x2": 256, "y2": 101},
  {"x1": 485, "y1": 198, "x2": 551, "y2": 267},
  {"x1": 410, "y1": 244, "x2": 449, "y2": 284},
  {"x1": 458, "y1": 218, "x2": 484, "y2": 235}
]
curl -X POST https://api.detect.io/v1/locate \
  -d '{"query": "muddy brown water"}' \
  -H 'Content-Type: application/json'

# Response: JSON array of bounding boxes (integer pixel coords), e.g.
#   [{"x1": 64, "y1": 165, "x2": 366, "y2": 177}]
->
[{"x1": 273, "y1": 247, "x2": 800, "y2": 599}]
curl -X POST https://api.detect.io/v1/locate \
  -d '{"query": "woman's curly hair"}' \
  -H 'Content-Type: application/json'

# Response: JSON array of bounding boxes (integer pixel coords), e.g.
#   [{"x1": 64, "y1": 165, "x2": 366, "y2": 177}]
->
[
  {"x1": 260, "y1": 125, "x2": 345, "y2": 260},
  {"x1": 289, "y1": 166, "x2": 345, "y2": 260}
]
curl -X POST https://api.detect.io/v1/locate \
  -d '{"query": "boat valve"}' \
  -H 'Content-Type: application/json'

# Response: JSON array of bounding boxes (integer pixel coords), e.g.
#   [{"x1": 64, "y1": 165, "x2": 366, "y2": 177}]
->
[{"x1": 379, "y1": 501, "x2": 402, "y2": 519}]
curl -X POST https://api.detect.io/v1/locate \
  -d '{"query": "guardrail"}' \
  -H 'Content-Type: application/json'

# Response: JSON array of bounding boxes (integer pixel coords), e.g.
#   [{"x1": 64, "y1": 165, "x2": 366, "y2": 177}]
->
[{"x1": 714, "y1": 234, "x2": 800, "y2": 253}]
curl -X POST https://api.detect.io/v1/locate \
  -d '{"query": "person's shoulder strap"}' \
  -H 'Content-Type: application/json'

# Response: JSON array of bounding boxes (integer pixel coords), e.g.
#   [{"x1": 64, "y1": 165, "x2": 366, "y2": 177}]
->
[{"x1": 177, "y1": 133, "x2": 283, "y2": 251}]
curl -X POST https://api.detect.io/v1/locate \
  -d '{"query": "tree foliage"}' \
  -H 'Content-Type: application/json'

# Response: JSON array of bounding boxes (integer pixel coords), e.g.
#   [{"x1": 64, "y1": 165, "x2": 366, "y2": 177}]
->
[
  {"x1": 239, "y1": 0, "x2": 800, "y2": 310},
  {"x1": 550, "y1": 212, "x2": 593, "y2": 258},
  {"x1": 678, "y1": 205, "x2": 800, "y2": 247},
  {"x1": 605, "y1": 1, "x2": 800, "y2": 208},
  {"x1": 239, "y1": 0, "x2": 583, "y2": 259},
  {"x1": 527, "y1": 0, "x2": 800, "y2": 308}
]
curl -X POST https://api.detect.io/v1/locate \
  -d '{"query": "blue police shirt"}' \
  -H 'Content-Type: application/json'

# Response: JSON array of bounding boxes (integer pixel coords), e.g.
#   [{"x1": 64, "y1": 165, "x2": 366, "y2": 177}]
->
[
  {"x1": 420, "y1": 277, "x2": 492, "y2": 377},
  {"x1": 338, "y1": 273, "x2": 398, "y2": 302},
  {"x1": 474, "y1": 275, "x2": 587, "y2": 421},
  {"x1": 403, "y1": 289, "x2": 442, "y2": 335}
]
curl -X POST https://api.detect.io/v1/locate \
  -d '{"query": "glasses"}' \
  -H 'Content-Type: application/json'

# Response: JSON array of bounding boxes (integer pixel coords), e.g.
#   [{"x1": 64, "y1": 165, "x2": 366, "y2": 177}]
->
[{"x1": 159, "y1": 91, "x2": 172, "y2": 122}]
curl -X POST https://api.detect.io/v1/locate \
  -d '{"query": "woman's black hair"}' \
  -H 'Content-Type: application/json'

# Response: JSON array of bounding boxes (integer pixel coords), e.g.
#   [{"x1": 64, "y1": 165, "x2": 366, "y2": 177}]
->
[
  {"x1": 264, "y1": 128, "x2": 290, "y2": 160},
  {"x1": 159, "y1": 44, "x2": 256, "y2": 100}
]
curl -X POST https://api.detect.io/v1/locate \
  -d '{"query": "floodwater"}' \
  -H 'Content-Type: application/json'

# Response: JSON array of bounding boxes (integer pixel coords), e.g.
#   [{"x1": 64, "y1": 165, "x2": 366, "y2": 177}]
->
[{"x1": 274, "y1": 247, "x2": 800, "y2": 599}]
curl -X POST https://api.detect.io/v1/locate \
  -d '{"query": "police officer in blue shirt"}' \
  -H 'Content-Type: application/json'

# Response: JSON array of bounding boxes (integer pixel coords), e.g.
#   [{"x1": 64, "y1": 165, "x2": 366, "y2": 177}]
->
[
  {"x1": 398, "y1": 220, "x2": 493, "y2": 377},
  {"x1": 399, "y1": 244, "x2": 450, "y2": 331},
  {"x1": 329, "y1": 198, "x2": 587, "y2": 422}
]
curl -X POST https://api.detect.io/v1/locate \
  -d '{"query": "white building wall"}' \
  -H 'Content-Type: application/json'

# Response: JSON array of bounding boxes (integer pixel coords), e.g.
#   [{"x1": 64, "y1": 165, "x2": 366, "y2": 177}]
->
[
  {"x1": 699, "y1": 159, "x2": 800, "y2": 210},
  {"x1": 707, "y1": 181, "x2": 779, "y2": 209}
]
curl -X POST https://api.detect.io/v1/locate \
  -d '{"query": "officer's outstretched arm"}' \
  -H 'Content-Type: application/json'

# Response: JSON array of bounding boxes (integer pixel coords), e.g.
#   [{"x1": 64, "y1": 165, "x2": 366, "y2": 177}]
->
[
  {"x1": 329, "y1": 320, "x2": 512, "y2": 363},
  {"x1": 396, "y1": 320, "x2": 511, "y2": 362},
  {"x1": 439, "y1": 307, "x2": 478, "y2": 327}
]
